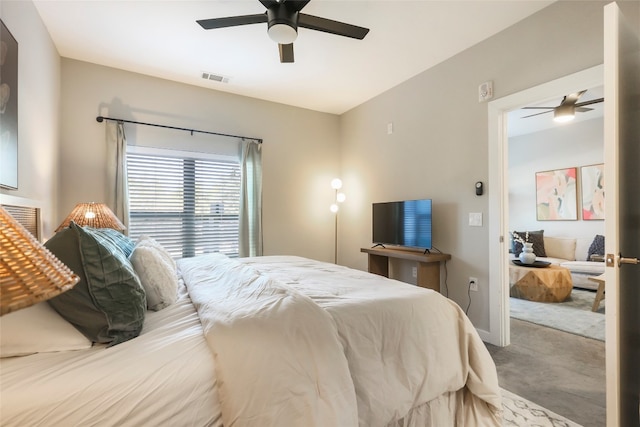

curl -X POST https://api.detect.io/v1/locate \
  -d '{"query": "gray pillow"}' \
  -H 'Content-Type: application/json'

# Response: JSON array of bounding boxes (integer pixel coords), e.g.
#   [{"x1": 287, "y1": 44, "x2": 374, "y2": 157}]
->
[
  {"x1": 512, "y1": 230, "x2": 546, "y2": 257},
  {"x1": 45, "y1": 222, "x2": 146, "y2": 346},
  {"x1": 587, "y1": 235, "x2": 605, "y2": 260}
]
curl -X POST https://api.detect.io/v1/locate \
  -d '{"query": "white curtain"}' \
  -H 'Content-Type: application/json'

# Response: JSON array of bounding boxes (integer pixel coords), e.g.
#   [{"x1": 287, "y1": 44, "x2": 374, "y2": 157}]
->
[
  {"x1": 239, "y1": 139, "x2": 263, "y2": 257},
  {"x1": 105, "y1": 121, "x2": 129, "y2": 233}
]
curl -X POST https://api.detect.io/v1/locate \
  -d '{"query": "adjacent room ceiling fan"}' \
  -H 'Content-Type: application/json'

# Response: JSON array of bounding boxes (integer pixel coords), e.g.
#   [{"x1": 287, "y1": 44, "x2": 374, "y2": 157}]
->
[
  {"x1": 196, "y1": 0, "x2": 370, "y2": 63},
  {"x1": 521, "y1": 90, "x2": 604, "y2": 122}
]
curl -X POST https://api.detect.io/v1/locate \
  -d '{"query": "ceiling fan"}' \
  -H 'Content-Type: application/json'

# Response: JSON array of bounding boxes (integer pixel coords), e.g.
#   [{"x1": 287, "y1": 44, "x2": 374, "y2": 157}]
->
[
  {"x1": 521, "y1": 90, "x2": 604, "y2": 122},
  {"x1": 196, "y1": 0, "x2": 370, "y2": 63}
]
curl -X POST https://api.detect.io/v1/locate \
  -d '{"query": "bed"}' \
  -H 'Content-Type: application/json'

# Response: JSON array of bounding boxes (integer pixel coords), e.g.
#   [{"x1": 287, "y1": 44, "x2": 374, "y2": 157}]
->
[{"x1": 0, "y1": 212, "x2": 502, "y2": 426}]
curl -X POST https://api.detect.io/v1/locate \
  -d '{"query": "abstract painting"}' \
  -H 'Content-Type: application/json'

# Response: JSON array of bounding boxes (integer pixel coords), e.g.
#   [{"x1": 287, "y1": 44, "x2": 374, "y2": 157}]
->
[
  {"x1": 581, "y1": 163, "x2": 605, "y2": 220},
  {"x1": 0, "y1": 19, "x2": 18, "y2": 189},
  {"x1": 535, "y1": 167, "x2": 578, "y2": 220}
]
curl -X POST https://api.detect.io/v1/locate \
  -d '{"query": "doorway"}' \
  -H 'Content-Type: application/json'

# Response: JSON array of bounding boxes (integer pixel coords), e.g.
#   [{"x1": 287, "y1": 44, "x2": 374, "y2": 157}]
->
[
  {"x1": 506, "y1": 85, "x2": 605, "y2": 339},
  {"x1": 487, "y1": 64, "x2": 604, "y2": 347},
  {"x1": 485, "y1": 65, "x2": 607, "y2": 425}
]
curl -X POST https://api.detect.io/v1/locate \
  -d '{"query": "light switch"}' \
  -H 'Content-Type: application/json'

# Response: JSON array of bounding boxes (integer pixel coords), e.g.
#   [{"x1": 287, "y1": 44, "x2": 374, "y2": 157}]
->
[{"x1": 469, "y1": 212, "x2": 483, "y2": 227}]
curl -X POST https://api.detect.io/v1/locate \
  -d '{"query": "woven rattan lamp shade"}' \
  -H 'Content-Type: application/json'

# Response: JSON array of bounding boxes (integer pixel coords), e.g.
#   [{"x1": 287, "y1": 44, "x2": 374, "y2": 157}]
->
[
  {"x1": 0, "y1": 207, "x2": 80, "y2": 316},
  {"x1": 55, "y1": 202, "x2": 125, "y2": 232}
]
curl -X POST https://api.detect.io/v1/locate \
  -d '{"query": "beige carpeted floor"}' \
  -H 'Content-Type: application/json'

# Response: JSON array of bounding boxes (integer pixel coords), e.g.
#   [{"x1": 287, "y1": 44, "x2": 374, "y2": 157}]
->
[{"x1": 486, "y1": 319, "x2": 605, "y2": 427}]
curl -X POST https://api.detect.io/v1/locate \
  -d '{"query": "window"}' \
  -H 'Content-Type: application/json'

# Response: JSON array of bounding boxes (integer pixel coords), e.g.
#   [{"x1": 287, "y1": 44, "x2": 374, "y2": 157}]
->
[{"x1": 126, "y1": 147, "x2": 241, "y2": 258}]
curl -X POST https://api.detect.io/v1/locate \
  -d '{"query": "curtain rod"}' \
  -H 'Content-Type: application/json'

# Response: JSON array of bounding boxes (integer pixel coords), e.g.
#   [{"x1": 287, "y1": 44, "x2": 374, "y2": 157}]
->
[{"x1": 96, "y1": 116, "x2": 262, "y2": 144}]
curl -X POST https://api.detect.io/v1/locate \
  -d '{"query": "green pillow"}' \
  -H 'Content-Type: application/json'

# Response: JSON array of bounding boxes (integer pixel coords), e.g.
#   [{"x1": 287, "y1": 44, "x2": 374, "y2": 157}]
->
[{"x1": 45, "y1": 223, "x2": 146, "y2": 345}]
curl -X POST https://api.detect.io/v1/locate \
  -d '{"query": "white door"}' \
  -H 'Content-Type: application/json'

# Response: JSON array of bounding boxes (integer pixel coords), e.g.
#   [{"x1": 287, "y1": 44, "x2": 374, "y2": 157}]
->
[{"x1": 603, "y1": 2, "x2": 640, "y2": 426}]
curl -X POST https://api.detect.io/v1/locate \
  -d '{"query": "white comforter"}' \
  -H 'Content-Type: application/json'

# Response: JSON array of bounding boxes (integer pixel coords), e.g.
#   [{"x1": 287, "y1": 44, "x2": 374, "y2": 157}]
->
[
  {"x1": 0, "y1": 282, "x2": 221, "y2": 427},
  {"x1": 179, "y1": 255, "x2": 502, "y2": 427}
]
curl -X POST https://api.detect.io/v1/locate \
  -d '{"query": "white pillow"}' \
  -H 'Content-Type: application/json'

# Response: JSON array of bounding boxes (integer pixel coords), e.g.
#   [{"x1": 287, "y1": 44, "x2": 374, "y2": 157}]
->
[
  {"x1": 0, "y1": 302, "x2": 92, "y2": 358},
  {"x1": 543, "y1": 236, "x2": 577, "y2": 261},
  {"x1": 130, "y1": 237, "x2": 178, "y2": 311},
  {"x1": 136, "y1": 236, "x2": 177, "y2": 269}
]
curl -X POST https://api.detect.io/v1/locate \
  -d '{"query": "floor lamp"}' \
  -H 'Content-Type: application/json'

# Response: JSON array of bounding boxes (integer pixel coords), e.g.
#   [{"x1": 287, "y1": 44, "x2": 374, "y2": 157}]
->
[{"x1": 330, "y1": 178, "x2": 345, "y2": 264}]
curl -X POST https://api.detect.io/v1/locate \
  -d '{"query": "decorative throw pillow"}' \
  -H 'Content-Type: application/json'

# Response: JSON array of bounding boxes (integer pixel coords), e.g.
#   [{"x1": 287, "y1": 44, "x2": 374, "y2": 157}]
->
[
  {"x1": 512, "y1": 230, "x2": 547, "y2": 257},
  {"x1": 45, "y1": 222, "x2": 146, "y2": 346},
  {"x1": 91, "y1": 227, "x2": 137, "y2": 257},
  {"x1": 587, "y1": 235, "x2": 605, "y2": 261},
  {"x1": 130, "y1": 236, "x2": 178, "y2": 311},
  {"x1": 135, "y1": 235, "x2": 176, "y2": 270},
  {"x1": 543, "y1": 236, "x2": 577, "y2": 261},
  {"x1": 0, "y1": 301, "x2": 92, "y2": 358}
]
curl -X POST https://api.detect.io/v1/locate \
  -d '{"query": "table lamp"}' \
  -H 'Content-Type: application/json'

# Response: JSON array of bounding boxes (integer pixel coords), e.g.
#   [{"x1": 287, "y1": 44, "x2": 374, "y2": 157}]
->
[
  {"x1": 0, "y1": 207, "x2": 79, "y2": 316},
  {"x1": 55, "y1": 202, "x2": 125, "y2": 232}
]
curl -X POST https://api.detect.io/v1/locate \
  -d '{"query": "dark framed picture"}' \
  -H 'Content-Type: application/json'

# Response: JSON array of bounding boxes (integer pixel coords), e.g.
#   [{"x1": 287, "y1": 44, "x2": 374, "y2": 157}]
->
[
  {"x1": 581, "y1": 163, "x2": 605, "y2": 220},
  {"x1": 1, "y1": 19, "x2": 18, "y2": 189},
  {"x1": 535, "y1": 167, "x2": 578, "y2": 221}
]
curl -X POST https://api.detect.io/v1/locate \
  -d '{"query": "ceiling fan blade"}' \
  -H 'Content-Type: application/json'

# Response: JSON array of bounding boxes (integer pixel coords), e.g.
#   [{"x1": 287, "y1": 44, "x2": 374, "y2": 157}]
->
[
  {"x1": 279, "y1": 43, "x2": 294, "y2": 63},
  {"x1": 522, "y1": 106, "x2": 556, "y2": 110},
  {"x1": 575, "y1": 97, "x2": 604, "y2": 108},
  {"x1": 560, "y1": 90, "x2": 587, "y2": 106},
  {"x1": 298, "y1": 13, "x2": 369, "y2": 39},
  {"x1": 197, "y1": 14, "x2": 267, "y2": 30},
  {"x1": 575, "y1": 107, "x2": 594, "y2": 113},
  {"x1": 521, "y1": 110, "x2": 553, "y2": 119}
]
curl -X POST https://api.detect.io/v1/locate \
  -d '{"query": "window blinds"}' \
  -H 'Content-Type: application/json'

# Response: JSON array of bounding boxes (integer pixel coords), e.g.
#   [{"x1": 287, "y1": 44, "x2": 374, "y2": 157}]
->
[{"x1": 126, "y1": 151, "x2": 241, "y2": 259}]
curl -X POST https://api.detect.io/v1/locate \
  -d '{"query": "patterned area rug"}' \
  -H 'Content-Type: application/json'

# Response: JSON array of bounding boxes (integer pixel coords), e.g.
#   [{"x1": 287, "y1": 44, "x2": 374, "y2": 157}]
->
[
  {"x1": 502, "y1": 388, "x2": 582, "y2": 426},
  {"x1": 510, "y1": 289, "x2": 605, "y2": 341}
]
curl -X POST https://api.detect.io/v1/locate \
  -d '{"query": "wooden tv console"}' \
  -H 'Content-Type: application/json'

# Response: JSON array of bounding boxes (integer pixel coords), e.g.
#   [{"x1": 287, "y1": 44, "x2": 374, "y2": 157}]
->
[{"x1": 361, "y1": 247, "x2": 451, "y2": 292}]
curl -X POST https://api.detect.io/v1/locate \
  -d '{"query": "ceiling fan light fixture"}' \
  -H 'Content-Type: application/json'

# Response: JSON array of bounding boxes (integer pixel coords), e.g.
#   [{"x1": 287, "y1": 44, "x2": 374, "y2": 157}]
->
[
  {"x1": 554, "y1": 104, "x2": 575, "y2": 123},
  {"x1": 268, "y1": 23, "x2": 298, "y2": 44}
]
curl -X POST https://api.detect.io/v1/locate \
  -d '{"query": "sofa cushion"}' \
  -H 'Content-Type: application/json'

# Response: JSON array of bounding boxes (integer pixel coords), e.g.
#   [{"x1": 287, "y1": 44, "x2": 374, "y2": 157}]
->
[
  {"x1": 512, "y1": 230, "x2": 546, "y2": 257},
  {"x1": 575, "y1": 237, "x2": 593, "y2": 262},
  {"x1": 560, "y1": 260, "x2": 605, "y2": 275},
  {"x1": 543, "y1": 236, "x2": 576, "y2": 261}
]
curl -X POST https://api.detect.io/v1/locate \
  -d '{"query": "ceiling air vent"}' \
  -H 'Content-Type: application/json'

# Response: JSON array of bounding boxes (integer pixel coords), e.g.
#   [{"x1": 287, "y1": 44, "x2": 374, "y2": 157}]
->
[{"x1": 201, "y1": 72, "x2": 230, "y2": 84}]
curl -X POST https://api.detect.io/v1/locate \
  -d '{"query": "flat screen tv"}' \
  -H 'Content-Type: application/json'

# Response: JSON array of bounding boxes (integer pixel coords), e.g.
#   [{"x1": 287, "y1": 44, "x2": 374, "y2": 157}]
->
[{"x1": 372, "y1": 199, "x2": 432, "y2": 250}]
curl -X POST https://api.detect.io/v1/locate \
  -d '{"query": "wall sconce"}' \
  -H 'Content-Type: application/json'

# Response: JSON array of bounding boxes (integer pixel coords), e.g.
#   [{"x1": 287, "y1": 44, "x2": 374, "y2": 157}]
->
[
  {"x1": 55, "y1": 202, "x2": 125, "y2": 232},
  {"x1": 330, "y1": 178, "x2": 345, "y2": 264}
]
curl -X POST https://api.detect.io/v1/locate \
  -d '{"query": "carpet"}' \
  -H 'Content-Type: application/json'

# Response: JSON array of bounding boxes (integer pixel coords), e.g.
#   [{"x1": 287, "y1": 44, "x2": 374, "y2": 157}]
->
[
  {"x1": 502, "y1": 388, "x2": 582, "y2": 426},
  {"x1": 510, "y1": 289, "x2": 605, "y2": 341}
]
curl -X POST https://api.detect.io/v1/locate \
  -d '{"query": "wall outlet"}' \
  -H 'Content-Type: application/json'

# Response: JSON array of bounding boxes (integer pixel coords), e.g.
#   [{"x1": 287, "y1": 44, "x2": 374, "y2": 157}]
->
[
  {"x1": 412, "y1": 267, "x2": 418, "y2": 278},
  {"x1": 469, "y1": 277, "x2": 478, "y2": 291}
]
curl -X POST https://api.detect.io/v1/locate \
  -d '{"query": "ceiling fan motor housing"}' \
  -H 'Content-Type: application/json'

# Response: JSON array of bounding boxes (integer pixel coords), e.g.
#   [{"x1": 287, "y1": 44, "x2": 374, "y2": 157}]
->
[
  {"x1": 267, "y1": 5, "x2": 299, "y2": 43},
  {"x1": 554, "y1": 103, "x2": 576, "y2": 122}
]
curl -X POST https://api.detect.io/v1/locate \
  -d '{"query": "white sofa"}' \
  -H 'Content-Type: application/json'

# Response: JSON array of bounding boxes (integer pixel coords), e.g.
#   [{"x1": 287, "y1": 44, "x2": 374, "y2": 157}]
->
[{"x1": 512, "y1": 235, "x2": 605, "y2": 290}]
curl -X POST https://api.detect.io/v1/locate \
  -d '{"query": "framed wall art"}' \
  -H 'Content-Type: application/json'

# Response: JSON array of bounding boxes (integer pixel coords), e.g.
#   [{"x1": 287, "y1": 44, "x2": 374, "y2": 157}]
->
[
  {"x1": 1, "y1": 19, "x2": 18, "y2": 189},
  {"x1": 535, "y1": 167, "x2": 578, "y2": 221},
  {"x1": 581, "y1": 163, "x2": 605, "y2": 220}
]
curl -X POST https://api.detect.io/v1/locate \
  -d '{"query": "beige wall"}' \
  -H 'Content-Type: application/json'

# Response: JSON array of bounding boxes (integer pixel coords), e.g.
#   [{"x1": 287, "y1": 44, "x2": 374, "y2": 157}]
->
[
  {"x1": 338, "y1": 1, "x2": 608, "y2": 331},
  {"x1": 59, "y1": 59, "x2": 341, "y2": 262},
  {"x1": 0, "y1": 1, "x2": 61, "y2": 237}
]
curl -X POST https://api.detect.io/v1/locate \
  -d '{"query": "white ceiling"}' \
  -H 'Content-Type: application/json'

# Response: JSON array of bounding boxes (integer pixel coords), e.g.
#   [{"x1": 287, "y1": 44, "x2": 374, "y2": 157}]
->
[{"x1": 33, "y1": 0, "x2": 555, "y2": 115}]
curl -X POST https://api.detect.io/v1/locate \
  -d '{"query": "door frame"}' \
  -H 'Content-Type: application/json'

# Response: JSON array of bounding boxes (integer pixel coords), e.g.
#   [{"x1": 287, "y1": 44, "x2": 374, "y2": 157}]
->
[{"x1": 486, "y1": 64, "x2": 604, "y2": 346}]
